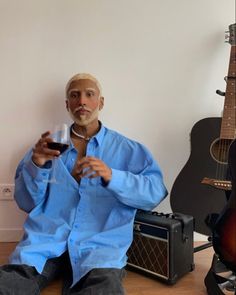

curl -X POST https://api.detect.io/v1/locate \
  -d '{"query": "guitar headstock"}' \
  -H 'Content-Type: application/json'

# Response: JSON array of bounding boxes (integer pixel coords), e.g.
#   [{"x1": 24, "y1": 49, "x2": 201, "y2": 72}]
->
[{"x1": 225, "y1": 23, "x2": 236, "y2": 45}]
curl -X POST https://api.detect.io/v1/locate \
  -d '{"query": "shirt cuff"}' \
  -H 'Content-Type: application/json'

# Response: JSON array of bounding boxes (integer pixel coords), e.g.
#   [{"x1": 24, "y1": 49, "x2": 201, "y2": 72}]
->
[
  {"x1": 25, "y1": 159, "x2": 52, "y2": 181},
  {"x1": 105, "y1": 169, "x2": 125, "y2": 192}
]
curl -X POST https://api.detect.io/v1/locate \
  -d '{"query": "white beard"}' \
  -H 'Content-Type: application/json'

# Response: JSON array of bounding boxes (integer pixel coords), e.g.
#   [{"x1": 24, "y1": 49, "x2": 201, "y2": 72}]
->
[{"x1": 68, "y1": 105, "x2": 100, "y2": 126}]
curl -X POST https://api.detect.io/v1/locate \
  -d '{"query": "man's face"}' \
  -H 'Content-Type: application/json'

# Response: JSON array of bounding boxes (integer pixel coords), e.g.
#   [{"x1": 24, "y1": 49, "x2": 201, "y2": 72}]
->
[{"x1": 66, "y1": 79, "x2": 104, "y2": 126}]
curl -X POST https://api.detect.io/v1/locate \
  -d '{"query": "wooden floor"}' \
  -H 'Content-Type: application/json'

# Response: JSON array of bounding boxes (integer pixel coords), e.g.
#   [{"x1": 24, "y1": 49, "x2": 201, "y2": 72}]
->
[{"x1": 0, "y1": 242, "x2": 214, "y2": 295}]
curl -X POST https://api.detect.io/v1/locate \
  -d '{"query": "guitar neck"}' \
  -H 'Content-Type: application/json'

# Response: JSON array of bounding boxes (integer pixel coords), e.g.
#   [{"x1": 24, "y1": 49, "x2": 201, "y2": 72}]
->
[{"x1": 220, "y1": 45, "x2": 236, "y2": 139}]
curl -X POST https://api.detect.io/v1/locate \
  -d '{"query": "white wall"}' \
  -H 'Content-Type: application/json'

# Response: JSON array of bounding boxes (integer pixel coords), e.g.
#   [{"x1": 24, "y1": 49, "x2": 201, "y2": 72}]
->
[{"x1": 0, "y1": 0, "x2": 234, "y2": 241}]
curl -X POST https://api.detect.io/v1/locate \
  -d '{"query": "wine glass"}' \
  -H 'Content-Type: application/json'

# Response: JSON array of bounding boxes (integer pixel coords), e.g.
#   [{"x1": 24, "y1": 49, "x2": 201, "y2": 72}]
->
[{"x1": 44, "y1": 123, "x2": 70, "y2": 183}]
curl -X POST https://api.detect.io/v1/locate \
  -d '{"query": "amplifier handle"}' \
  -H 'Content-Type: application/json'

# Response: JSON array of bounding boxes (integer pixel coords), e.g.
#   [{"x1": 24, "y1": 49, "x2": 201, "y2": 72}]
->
[{"x1": 171, "y1": 213, "x2": 193, "y2": 242}]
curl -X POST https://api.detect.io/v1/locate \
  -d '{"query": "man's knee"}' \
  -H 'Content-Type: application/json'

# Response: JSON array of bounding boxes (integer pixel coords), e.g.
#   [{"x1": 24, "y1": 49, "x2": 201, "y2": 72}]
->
[
  {"x1": 78, "y1": 268, "x2": 126, "y2": 295},
  {"x1": 0, "y1": 264, "x2": 41, "y2": 295}
]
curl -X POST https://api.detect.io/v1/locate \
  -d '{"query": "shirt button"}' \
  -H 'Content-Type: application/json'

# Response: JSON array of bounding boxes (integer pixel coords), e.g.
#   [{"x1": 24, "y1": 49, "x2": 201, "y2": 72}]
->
[
  {"x1": 42, "y1": 172, "x2": 47, "y2": 176},
  {"x1": 69, "y1": 238, "x2": 74, "y2": 243}
]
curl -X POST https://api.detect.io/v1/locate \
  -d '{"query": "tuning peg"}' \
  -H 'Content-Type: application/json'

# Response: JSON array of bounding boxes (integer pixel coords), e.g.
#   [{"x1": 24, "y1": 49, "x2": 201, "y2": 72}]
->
[
  {"x1": 216, "y1": 90, "x2": 226, "y2": 96},
  {"x1": 225, "y1": 36, "x2": 230, "y2": 43},
  {"x1": 225, "y1": 30, "x2": 231, "y2": 42}
]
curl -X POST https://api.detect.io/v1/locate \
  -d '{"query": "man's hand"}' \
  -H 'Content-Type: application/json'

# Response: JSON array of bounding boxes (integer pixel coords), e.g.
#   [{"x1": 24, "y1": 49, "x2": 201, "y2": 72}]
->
[
  {"x1": 32, "y1": 131, "x2": 60, "y2": 167},
  {"x1": 72, "y1": 156, "x2": 112, "y2": 184}
]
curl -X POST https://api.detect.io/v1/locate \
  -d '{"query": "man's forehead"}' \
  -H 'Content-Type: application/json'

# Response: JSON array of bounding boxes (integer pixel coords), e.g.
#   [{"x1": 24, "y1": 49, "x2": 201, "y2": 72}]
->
[
  {"x1": 68, "y1": 79, "x2": 99, "y2": 92},
  {"x1": 66, "y1": 73, "x2": 102, "y2": 95}
]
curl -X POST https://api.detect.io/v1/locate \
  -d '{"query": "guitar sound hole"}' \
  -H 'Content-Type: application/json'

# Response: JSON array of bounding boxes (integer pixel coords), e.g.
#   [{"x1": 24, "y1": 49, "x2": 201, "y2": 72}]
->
[{"x1": 210, "y1": 138, "x2": 233, "y2": 164}]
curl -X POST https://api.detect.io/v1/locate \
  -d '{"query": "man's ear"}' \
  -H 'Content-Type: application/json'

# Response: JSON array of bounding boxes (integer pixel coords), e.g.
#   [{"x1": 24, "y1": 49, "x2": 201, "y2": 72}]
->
[
  {"x1": 65, "y1": 100, "x2": 69, "y2": 111},
  {"x1": 99, "y1": 97, "x2": 104, "y2": 110}
]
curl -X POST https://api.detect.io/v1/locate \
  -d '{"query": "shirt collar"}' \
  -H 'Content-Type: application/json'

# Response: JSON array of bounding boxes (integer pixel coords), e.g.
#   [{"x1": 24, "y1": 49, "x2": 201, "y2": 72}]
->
[
  {"x1": 93, "y1": 121, "x2": 106, "y2": 146},
  {"x1": 69, "y1": 121, "x2": 106, "y2": 148}
]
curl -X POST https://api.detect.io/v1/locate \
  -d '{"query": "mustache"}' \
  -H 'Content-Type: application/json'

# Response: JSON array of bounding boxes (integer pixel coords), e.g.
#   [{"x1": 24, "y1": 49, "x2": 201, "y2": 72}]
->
[{"x1": 73, "y1": 106, "x2": 92, "y2": 114}]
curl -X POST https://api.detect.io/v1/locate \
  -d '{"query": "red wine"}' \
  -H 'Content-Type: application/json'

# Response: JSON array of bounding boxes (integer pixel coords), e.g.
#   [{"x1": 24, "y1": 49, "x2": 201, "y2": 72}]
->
[{"x1": 47, "y1": 142, "x2": 69, "y2": 154}]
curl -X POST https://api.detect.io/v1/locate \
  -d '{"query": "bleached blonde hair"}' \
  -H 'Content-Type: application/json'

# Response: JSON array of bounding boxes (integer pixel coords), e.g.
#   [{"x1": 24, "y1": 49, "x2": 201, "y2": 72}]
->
[{"x1": 65, "y1": 73, "x2": 102, "y2": 97}]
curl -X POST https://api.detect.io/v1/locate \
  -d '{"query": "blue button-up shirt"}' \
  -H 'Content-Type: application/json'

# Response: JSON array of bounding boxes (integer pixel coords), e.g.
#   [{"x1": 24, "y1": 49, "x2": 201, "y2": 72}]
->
[{"x1": 10, "y1": 124, "x2": 167, "y2": 286}]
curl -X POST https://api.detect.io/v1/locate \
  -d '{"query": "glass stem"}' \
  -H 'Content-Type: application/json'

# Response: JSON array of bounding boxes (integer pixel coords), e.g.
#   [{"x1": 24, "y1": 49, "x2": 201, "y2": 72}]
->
[{"x1": 48, "y1": 158, "x2": 58, "y2": 183}]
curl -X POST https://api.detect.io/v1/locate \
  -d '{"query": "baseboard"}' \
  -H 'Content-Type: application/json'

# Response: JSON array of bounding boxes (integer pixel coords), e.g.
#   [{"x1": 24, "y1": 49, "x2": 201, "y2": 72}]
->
[{"x1": 0, "y1": 228, "x2": 23, "y2": 242}]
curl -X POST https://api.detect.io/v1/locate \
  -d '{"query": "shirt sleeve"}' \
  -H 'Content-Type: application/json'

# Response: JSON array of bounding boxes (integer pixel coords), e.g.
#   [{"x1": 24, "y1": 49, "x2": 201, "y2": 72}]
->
[
  {"x1": 105, "y1": 147, "x2": 168, "y2": 211},
  {"x1": 14, "y1": 150, "x2": 51, "y2": 213}
]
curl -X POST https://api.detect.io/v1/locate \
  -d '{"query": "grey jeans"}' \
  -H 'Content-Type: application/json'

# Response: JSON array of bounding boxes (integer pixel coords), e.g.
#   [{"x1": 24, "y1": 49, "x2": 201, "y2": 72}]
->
[{"x1": 0, "y1": 252, "x2": 126, "y2": 295}]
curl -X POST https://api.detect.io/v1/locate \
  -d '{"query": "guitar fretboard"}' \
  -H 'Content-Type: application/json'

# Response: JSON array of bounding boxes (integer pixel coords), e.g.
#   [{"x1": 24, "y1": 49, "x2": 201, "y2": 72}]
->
[{"x1": 220, "y1": 45, "x2": 236, "y2": 139}]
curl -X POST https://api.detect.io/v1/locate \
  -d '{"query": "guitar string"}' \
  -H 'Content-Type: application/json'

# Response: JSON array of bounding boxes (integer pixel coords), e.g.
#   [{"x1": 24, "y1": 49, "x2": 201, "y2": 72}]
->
[
  {"x1": 223, "y1": 143, "x2": 227, "y2": 179},
  {"x1": 215, "y1": 141, "x2": 220, "y2": 180},
  {"x1": 220, "y1": 139, "x2": 225, "y2": 180},
  {"x1": 218, "y1": 65, "x2": 236, "y2": 182},
  {"x1": 216, "y1": 116, "x2": 231, "y2": 181},
  {"x1": 218, "y1": 139, "x2": 226, "y2": 181},
  {"x1": 216, "y1": 140, "x2": 223, "y2": 180},
  {"x1": 215, "y1": 45, "x2": 236, "y2": 185},
  {"x1": 219, "y1": 49, "x2": 233, "y2": 181},
  {"x1": 223, "y1": 139, "x2": 228, "y2": 180},
  {"x1": 215, "y1": 98, "x2": 235, "y2": 182},
  {"x1": 222, "y1": 54, "x2": 230, "y2": 180}
]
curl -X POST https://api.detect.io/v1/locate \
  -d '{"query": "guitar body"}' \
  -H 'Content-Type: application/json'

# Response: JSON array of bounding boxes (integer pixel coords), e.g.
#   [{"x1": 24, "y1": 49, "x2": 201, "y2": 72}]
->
[
  {"x1": 213, "y1": 140, "x2": 236, "y2": 272},
  {"x1": 170, "y1": 117, "x2": 228, "y2": 235}
]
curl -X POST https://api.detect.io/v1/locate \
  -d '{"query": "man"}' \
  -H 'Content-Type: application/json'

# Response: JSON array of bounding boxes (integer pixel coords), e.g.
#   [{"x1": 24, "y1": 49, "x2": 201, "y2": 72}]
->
[{"x1": 0, "y1": 73, "x2": 167, "y2": 294}]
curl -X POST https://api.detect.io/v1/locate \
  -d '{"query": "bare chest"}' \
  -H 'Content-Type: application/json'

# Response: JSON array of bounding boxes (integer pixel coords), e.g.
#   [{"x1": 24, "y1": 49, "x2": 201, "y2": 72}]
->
[{"x1": 72, "y1": 138, "x2": 88, "y2": 160}]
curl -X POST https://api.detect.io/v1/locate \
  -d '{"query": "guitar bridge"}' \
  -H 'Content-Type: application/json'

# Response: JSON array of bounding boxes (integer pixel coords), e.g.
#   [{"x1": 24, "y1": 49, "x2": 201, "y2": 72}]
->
[{"x1": 201, "y1": 177, "x2": 232, "y2": 191}]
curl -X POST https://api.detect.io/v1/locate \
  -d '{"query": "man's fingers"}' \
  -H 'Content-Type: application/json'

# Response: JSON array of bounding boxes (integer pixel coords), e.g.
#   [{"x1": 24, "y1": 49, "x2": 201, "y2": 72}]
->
[
  {"x1": 72, "y1": 156, "x2": 111, "y2": 182},
  {"x1": 41, "y1": 131, "x2": 51, "y2": 138},
  {"x1": 74, "y1": 161, "x2": 99, "y2": 177},
  {"x1": 88, "y1": 172, "x2": 100, "y2": 179},
  {"x1": 35, "y1": 133, "x2": 53, "y2": 149},
  {"x1": 32, "y1": 131, "x2": 59, "y2": 167},
  {"x1": 77, "y1": 165, "x2": 106, "y2": 179},
  {"x1": 79, "y1": 168, "x2": 94, "y2": 178},
  {"x1": 33, "y1": 146, "x2": 60, "y2": 158}
]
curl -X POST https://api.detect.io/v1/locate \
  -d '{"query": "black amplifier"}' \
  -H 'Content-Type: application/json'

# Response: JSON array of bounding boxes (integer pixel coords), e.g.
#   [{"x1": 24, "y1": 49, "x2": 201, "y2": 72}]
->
[{"x1": 127, "y1": 211, "x2": 195, "y2": 284}]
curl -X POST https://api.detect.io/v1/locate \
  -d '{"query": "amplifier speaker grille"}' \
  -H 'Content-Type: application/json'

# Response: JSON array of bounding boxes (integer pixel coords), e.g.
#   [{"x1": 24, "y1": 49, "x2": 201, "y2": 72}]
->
[
  {"x1": 127, "y1": 232, "x2": 168, "y2": 278},
  {"x1": 127, "y1": 212, "x2": 194, "y2": 284}
]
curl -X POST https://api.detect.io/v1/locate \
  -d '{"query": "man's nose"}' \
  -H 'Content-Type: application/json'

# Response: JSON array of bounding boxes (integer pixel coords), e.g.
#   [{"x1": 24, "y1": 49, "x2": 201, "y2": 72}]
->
[{"x1": 77, "y1": 92, "x2": 87, "y2": 105}]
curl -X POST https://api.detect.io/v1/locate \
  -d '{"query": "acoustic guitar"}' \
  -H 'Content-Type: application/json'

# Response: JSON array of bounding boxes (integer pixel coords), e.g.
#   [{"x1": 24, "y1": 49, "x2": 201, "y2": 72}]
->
[
  {"x1": 170, "y1": 23, "x2": 236, "y2": 235},
  {"x1": 212, "y1": 139, "x2": 236, "y2": 272}
]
